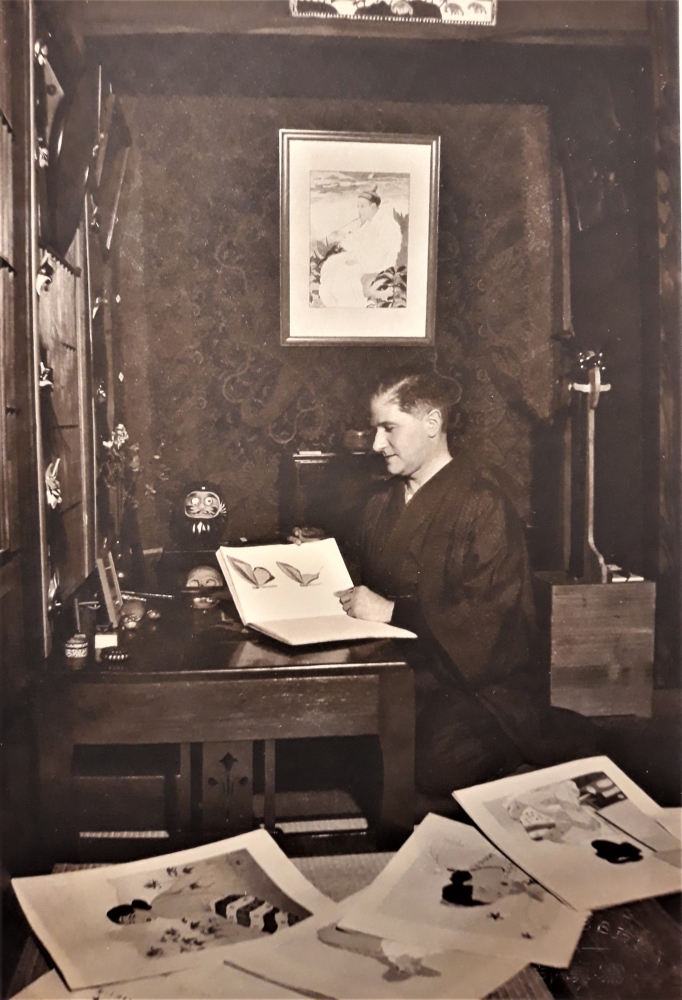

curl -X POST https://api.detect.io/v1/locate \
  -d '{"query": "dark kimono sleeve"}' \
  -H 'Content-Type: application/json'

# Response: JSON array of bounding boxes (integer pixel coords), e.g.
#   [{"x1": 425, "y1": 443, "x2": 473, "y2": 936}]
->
[{"x1": 416, "y1": 484, "x2": 535, "y2": 690}]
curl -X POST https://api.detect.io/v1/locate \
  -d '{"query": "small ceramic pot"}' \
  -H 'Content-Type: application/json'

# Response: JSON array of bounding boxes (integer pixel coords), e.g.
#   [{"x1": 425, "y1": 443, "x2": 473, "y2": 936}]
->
[
  {"x1": 343, "y1": 429, "x2": 373, "y2": 452},
  {"x1": 65, "y1": 633, "x2": 89, "y2": 662}
]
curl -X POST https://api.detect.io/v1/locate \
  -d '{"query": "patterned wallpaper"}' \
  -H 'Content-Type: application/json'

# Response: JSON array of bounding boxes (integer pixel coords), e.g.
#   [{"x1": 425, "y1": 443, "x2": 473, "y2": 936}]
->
[{"x1": 115, "y1": 98, "x2": 556, "y2": 549}]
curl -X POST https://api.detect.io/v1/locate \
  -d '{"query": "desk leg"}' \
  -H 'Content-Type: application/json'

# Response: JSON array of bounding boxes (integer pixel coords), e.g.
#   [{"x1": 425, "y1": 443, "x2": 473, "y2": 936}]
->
[
  {"x1": 202, "y1": 741, "x2": 253, "y2": 839},
  {"x1": 37, "y1": 738, "x2": 76, "y2": 860},
  {"x1": 174, "y1": 743, "x2": 192, "y2": 838},
  {"x1": 377, "y1": 667, "x2": 415, "y2": 849},
  {"x1": 263, "y1": 739, "x2": 276, "y2": 834}
]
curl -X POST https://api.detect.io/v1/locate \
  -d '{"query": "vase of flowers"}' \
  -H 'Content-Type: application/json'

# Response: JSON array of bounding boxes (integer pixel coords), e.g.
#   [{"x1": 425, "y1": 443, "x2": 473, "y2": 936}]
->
[{"x1": 100, "y1": 423, "x2": 141, "y2": 579}]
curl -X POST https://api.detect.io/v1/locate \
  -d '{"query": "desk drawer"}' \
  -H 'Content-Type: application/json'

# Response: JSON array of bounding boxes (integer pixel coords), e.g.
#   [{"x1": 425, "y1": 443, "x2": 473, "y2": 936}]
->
[{"x1": 52, "y1": 675, "x2": 381, "y2": 743}]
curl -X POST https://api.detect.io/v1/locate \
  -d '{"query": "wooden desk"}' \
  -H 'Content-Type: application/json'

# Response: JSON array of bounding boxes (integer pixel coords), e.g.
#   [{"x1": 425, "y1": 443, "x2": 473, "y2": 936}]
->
[{"x1": 34, "y1": 602, "x2": 415, "y2": 857}]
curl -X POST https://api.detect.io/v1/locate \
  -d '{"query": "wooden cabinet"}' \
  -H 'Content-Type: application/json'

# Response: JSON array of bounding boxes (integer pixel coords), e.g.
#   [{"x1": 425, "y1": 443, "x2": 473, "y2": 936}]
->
[
  {"x1": 0, "y1": 1, "x2": 116, "y2": 660},
  {"x1": 279, "y1": 450, "x2": 386, "y2": 570},
  {"x1": 535, "y1": 572, "x2": 655, "y2": 718}
]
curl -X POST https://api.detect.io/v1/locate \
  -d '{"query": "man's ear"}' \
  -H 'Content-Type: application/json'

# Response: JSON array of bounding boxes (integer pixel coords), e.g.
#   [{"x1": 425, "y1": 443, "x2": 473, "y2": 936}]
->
[{"x1": 424, "y1": 407, "x2": 443, "y2": 438}]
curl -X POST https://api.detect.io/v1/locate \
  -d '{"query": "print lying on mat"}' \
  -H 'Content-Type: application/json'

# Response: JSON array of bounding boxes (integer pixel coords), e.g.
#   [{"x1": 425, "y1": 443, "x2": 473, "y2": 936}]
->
[
  {"x1": 497, "y1": 770, "x2": 663, "y2": 857},
  {"x1": 338, "y1": 813, "x2": 586, "y2": 968},
  {"x1": 106, "y1": 850, "x2": 308, "y2": 958},
  {"x1": 455, "y1": 755, "x2": 682, "y2": 912},
  {"x1": 228, "y1": 900, "x2": 529, "y2": 1000},
  {"x1": 11, "y1": 830, "x2": 330, "y2": 991},
  {"x1": 317, "y1": 922, "x2": 439, "y2": 982},
  {"x1": 12, "y1": 961, "x2": 304, "y2": 1000},
  {"x1": 488, "y1": 771, "x2": 682, "y2": 863}
]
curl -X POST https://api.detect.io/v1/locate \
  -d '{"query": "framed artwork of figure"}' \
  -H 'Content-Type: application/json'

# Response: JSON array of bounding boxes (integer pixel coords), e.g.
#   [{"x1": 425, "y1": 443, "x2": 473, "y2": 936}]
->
[{"x1": 280, "y1": 130, "x2": 440, "y2": 346}]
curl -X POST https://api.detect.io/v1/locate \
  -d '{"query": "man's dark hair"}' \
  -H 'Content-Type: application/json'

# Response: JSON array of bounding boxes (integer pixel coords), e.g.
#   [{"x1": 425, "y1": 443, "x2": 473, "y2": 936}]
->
[
  {"x1": 372, "y1": 372, "x2": 462, "y2": 435},
  {"x1": 441, "y1": 870, "x2": 485, "y2": 907},
  {"x1": 106, "y1": 899, "x2": 152, "y2": 924}
]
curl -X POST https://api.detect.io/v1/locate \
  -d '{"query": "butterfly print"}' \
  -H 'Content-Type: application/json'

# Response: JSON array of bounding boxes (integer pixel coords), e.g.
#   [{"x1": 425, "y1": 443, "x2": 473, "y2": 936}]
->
[
  {"x1": 229, "y1": 557, "x2": 276, "y2": 588},
  {"x1": 276, "y1": 561, "x2": 321, "y2": 587}
]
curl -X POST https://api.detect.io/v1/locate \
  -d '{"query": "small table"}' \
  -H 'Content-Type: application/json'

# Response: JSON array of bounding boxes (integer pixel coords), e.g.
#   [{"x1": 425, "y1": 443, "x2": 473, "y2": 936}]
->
[{"x1": 34, "y1": 600, "x2": 415, "y2": 857}]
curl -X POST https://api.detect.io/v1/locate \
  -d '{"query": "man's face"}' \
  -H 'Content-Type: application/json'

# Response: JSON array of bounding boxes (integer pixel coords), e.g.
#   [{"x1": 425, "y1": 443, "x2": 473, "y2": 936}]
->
[
  {"x1": 358, "y1": 197, "x2": 378, "y2": 225},
  {"x1": 370, "y1": 393, "x2": 433, "y2": 479}
]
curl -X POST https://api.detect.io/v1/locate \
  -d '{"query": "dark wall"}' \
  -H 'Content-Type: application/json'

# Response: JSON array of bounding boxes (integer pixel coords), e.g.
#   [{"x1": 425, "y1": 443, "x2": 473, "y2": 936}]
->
[
  {"x1": 115, "y1": 96, "x2": 555, "y2": 547},
  {"x1": 93, "y1": 35, "x2": 657, "y2": 570}
]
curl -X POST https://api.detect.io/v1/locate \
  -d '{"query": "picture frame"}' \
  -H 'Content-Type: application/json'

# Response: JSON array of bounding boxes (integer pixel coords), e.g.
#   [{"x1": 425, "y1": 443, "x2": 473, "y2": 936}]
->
[
  {"x1": 96, "y1": 548, "x2": 124, "y2": 627},
  {"x1": 280, "y1": 129, "x2": 440, "y2": 346}
]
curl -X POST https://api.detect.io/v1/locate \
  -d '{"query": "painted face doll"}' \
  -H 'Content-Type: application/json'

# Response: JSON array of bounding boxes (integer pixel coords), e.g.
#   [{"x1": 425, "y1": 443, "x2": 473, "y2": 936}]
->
[
  {"x1": 185, "y1": 565, "x2": 223, "y2": 609},
  {"x1": 171, "y1": 481, "x2": 227, "y2": 548}
]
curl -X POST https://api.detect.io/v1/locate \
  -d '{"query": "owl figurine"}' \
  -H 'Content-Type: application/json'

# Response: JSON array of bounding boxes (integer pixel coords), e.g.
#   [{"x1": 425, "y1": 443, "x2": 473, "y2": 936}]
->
[{"x1": 170, "y1": 480, "x2": 228, "y2": 549}]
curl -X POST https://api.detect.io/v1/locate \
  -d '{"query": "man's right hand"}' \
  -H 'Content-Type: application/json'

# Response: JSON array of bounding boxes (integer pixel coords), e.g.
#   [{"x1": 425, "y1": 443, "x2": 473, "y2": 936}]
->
[{"x1": 334, "y1": 586, "x2": 395, "y2": 623}]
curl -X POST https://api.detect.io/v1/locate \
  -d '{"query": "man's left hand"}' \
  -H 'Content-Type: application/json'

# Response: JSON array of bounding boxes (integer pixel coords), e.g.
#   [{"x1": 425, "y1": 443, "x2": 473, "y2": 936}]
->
[{"x1": 334, "y1": 586, "x2": 394, "y2": 623}]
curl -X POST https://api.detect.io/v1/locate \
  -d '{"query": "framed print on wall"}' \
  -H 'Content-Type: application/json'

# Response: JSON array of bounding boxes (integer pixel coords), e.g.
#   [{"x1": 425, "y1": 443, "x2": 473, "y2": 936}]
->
[{"x1": 280, "y1": 130, "x2": 440, "y2": 346}]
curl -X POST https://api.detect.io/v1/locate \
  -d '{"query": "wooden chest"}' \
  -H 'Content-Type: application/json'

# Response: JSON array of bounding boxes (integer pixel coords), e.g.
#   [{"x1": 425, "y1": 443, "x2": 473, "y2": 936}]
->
[{"x1": 534, "y1": 573, "x2": 655, "y2": 718}]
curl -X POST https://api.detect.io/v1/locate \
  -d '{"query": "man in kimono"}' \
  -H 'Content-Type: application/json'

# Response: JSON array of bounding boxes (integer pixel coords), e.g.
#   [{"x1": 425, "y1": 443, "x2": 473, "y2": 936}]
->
[{"x1": 337, "y1": 372, "x2": 598, "y2": 806}]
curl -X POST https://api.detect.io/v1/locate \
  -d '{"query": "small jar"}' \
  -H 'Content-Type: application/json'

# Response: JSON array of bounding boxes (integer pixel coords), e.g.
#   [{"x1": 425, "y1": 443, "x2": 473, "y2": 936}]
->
[{"x1": 65, "y1": 633, "x2": 89, "y2": 664}]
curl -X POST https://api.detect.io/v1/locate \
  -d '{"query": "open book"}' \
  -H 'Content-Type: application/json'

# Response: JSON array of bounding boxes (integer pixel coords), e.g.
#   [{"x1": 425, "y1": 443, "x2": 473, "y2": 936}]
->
[{"x1": 216, "y1": 538, "x2": 416, "y2": 646}]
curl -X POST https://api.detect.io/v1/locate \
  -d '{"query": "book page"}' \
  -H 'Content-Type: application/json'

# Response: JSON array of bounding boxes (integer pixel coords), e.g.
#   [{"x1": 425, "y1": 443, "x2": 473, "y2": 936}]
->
[
  {"x1": 252, "y1": 615, "x2": 416, "y2": 646},
  {"x1": 217, "y1": 540, "x2": 354, "y2": 625}
]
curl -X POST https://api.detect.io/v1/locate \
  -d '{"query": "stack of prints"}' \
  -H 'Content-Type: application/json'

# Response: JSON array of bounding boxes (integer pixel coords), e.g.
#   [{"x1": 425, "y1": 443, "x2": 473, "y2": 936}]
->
[{"x1": 11, "y1": 757, "x2": 681, "y2": 999}]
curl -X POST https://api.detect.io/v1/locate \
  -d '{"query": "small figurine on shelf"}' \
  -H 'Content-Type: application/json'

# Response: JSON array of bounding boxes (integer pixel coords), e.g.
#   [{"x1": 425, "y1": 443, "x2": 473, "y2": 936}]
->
[
  {"x1": 170, "y1": 481, "x2": 228, "y2": 550},
  {"x1": 185, "y1": 564, "x2": 224, "y2": 609},
  {"x1": 45, "y1": 458, "x2": 62, "y2": 509},
  {"x1": 64, "y1": 633, "x2": 88, "y2": 667}
]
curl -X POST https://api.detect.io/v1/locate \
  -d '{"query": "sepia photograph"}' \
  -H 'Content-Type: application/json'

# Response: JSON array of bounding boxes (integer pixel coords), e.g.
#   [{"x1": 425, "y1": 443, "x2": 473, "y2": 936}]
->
[{"x1": 0, "y1": 1, "x2": 680, "y2": 998}]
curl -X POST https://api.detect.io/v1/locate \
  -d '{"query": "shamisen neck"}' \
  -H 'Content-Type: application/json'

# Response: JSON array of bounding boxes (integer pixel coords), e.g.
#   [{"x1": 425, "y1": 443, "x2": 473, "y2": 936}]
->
[{"x1": 403, "y1": 452, "x2": 453, "y2": 503}]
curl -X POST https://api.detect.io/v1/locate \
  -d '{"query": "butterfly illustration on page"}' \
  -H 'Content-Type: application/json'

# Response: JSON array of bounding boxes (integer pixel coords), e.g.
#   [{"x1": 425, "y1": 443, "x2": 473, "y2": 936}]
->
[
  {"x1": 276, "y1": 561, "x2": 321, "y2": 587},
  {"x1": 228, "y1": 557, "x2": 276, "y2": 588}
]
